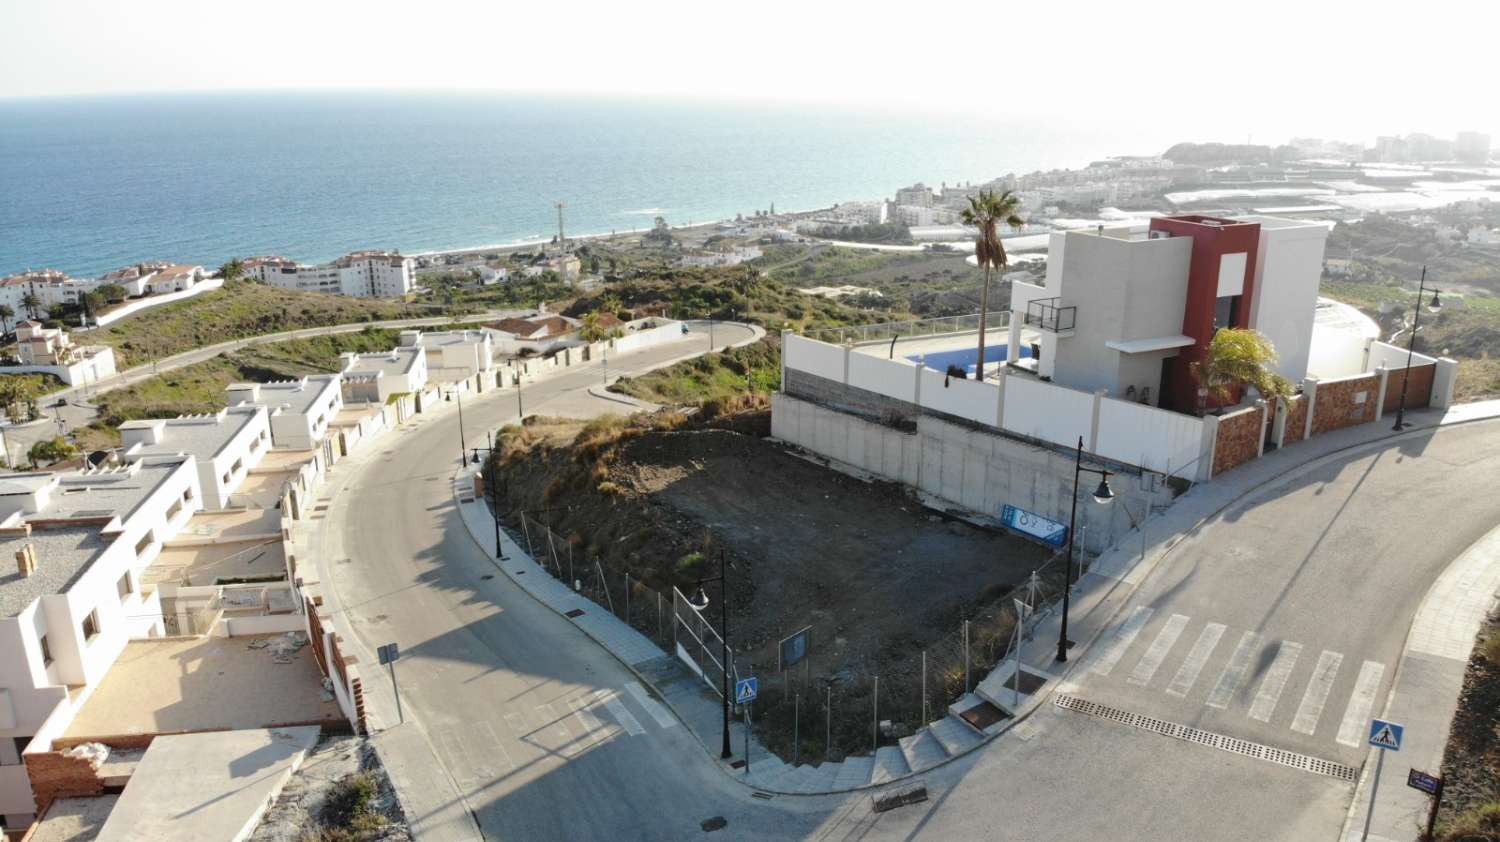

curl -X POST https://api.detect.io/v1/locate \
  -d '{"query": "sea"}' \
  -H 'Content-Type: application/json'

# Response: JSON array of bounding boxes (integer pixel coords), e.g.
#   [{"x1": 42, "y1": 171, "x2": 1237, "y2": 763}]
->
[{"x1": 0, "y1": 91, "x2": 1174, "y2": 278}]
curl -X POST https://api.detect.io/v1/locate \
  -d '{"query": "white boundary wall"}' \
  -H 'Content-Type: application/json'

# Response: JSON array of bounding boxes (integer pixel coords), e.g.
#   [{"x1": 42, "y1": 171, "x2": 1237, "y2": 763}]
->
[
  {"x1": 1366, "y1": 339, "x2": 1438, "y2": 371},
  {"x1": 784, "y1": 331, "x2": 1206, "y2": 479}
]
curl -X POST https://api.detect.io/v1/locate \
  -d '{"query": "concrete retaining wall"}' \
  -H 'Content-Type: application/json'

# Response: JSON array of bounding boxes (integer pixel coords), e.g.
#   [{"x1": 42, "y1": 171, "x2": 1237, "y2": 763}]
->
[{"x1": 771, "y1": 393, "x2": 1173, "y2": 554}]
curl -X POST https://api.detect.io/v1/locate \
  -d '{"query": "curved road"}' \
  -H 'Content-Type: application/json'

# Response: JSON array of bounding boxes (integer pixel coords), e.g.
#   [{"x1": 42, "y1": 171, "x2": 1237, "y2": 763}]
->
[{"x1": 315, "y1": 324, "x2": 1499, "y2": 840}]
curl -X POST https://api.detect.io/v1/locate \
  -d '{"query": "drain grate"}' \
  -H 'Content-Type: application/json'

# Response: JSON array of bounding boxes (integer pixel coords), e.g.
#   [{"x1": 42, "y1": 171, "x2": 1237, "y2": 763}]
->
[
  {"x1": 1054, "y1": 695, "x2": 1357, "y2": 782},
  {"x1": 750, "y1": 791, "x2": 773, "y2": 800},
  {"x1": 564, "y1": 608, "x2": 586, "y2": 619}
]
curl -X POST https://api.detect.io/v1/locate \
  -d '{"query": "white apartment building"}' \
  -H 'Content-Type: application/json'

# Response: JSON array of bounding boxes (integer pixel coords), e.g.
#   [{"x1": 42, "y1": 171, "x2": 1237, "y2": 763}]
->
[
  {"x1": 398, "y1": 330, "x2": 493, "y2": 382},
  {"x1": 118, "y1": 407, "x2": 272, "y2": 511},
  {"x1": 678, "y1": 245, "x2": 763, "y2": 268},
  {"x1": 225, "y1": 375, "x2": 343, "y2": 451},
  {"x1": 894, "y1": 183, "x2": 934, "y2": 208},
  {"x1": 339, "y1": 347, "x2": 429, "y2": 403},
  {"x1": 142, "y1": 264, "x2": 204, "y2": 294},
  {"x1": 245, "y1": 251, "x2": 415, "y2": 298},
  {"x1": 0, "y1": 458, "x2": 203, "y2": 827}
]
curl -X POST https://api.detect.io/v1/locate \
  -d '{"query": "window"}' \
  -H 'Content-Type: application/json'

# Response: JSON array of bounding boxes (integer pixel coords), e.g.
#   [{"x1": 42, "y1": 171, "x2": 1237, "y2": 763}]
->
[
  {"x1": 231, "y1": 458, "x2": 243, "y2": 474},
  {"x1": 166, "y1": 499, "x2": 182, "y2": 521},
  {"x1": 117, "y1": 571, "x2": 133, "y2": 600},
  {"x1": 134, "y1": 530, "x2": 154, "y2": 557},
  {"x1": 183, "y1": 487, "x2": 194, "y2": 504},
  {"x1": 38, "y1": 633, "x2": 52, "y2": 667},
  {"x1": 1213, "y1": 295, "x2": 1241, "y2": 331},
  {"x1": 81, "y1": 609, "x2": 100, "y2": 642}
]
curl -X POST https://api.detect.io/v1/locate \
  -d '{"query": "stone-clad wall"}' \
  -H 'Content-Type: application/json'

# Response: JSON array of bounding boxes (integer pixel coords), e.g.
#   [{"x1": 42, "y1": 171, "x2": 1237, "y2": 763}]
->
[
  {"x1": 1212, "y1": 405, "x2": 1264, "y2": 477},
  {"x1": 784, "y1": 368, "x2": 918, "y2": 431},
  {"x1": 1282, "y1": 395, "x2": 1308, "y2": 445},
  {"x1": 1312, "y1": 374, "x2": 1380, "y2": 436}
]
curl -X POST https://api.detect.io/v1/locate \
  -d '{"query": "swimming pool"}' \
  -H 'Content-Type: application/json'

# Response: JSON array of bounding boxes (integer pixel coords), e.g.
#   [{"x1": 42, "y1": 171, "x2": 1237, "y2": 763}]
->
[{"x1": 909, "y1": 344, "x2": 1029, "y2": 376}]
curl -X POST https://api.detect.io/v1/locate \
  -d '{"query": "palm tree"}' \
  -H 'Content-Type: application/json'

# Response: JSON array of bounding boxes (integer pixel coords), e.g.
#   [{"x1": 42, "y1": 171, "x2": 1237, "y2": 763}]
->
[
  {"x1": 20, "y1": 292, "x2": 41, "y2": 322},
  {"x1": 0, "y1": 304, "x2": 14, "y2": 336},
  {"x1": 960, "y1": 190, "x2": 1025, "y2": 377},
  {"x1": 1189, "y1": 327, "x2": 1293, "y2": 414}
]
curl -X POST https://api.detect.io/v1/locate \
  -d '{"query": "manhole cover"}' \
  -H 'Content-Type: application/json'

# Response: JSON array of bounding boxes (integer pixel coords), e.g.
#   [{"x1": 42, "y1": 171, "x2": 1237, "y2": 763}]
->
[
  {"x1": 957, "y1": 700, "x2": 1010, "y2": 731},
  {"x1": 565, "y1": 609, "x2": 586, "y2": 619},
  {"x1": 700, "y1": 817, "x2": 727, "y2": 832}
]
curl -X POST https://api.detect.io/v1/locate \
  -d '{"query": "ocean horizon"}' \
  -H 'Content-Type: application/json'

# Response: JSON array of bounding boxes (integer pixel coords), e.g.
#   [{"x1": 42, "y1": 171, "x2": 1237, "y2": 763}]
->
[{"x1": 0, "y1": 90, "x2": 1176, "y2": 277}]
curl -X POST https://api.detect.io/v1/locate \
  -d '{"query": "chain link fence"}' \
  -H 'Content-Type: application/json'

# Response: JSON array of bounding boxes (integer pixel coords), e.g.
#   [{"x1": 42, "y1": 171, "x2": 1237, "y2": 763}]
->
[{"x1": 505, "y1": 503, "x2": 1082, "y2": 766}]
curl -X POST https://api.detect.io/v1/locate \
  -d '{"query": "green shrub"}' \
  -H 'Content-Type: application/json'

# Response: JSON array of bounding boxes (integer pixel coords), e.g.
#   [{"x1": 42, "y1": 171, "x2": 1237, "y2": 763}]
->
[{"x1": 675, "y1": 551, "x2": 705, "y2": 579}]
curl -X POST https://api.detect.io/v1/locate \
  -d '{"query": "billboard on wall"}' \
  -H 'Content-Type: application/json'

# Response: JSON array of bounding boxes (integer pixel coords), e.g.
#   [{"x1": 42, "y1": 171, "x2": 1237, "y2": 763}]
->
[{"x1": 1001, "y1": 504, "x2": 1068, "y2": 548}]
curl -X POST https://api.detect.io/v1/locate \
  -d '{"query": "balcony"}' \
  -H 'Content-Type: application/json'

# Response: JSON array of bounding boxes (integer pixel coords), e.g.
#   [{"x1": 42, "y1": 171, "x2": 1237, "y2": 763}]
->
[{"x1": 1024, "y1": 297, "x2": 1077, "y2": 335}]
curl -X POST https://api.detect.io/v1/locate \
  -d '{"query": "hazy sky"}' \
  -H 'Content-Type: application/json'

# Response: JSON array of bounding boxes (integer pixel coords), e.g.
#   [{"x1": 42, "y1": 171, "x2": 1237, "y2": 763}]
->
[{"x1": 2, "y1": 0, "x2": 1496, "y2": 144}]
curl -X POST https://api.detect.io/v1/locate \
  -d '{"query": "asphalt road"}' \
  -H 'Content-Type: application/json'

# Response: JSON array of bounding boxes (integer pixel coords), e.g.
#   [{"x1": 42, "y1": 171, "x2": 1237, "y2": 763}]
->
[{"x1": 313, "y1": 323, "x2": 1500, "y2": 841}]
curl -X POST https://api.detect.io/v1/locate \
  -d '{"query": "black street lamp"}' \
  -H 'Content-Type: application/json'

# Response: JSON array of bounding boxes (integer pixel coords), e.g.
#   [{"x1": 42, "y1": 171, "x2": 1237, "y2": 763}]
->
[
  {"x1": 1392, "y1": 266, "x2": 1441, "y2": 432},
  {"x1": 1057, "y1": 436, "x2": 1115, "y2": 663},
  {"x1": 471, "y1": 446, "x2": 504, "y2": 560},
  {"x1": 687, "y1": 550, "x2": 734, "y2": 760},
  {"x1": 445, "y1": 388, "x2": 467, "y2": 467}
]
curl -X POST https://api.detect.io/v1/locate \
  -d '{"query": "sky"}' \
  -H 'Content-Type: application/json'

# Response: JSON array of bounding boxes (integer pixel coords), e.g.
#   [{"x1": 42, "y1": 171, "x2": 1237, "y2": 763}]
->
[{"x1": 2, "y1": 0, "x2": 1497, "y2": 145}]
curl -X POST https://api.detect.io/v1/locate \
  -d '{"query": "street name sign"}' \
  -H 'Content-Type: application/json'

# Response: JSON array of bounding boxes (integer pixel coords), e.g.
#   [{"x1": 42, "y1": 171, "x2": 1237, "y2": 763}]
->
[
  {"x1": 735, "y1": 677, "x2": 758, "y2": 704},
  {"x1": 1407, "y1": 768, "x2": 1440, "y2": 795},
  {"x1": 1000, "y1": 505, "x2": 1067, "y2": 548},
  {"x1": 1369, "y1": 719, "x2": 1403, "y2": 751},
  {"x1": 377, "y1": 643, "x2": 400, "y2": 665}
]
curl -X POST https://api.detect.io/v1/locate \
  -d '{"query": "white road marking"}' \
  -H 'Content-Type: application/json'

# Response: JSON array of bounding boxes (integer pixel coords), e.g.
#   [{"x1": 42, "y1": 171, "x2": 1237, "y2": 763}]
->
[
  {"x1": 537, "y1": 703, "x2": 571, "y2": 743},
  {"x1": 596, "y1": 689, "x2": 645, "y2": 736},
  {"x1": 502, "y1": 711, "x2": 528, "y2": 735},
  {"x1": 1129, "y1": 613, "x2": 1190, "y2": 687},
  {"x1": 1206, "y1": 631, "x2": 1262, "y2": 709},
  {"x1": 625, "y1": 681, "x2": 678, "y2": 729},
  {"x1": 1090, "y1": 606, "x2": 1155, "y2": 677},
  {"x1": 1336, "y1": 660, "x2": 1386, "y2": 747},
  {"x1": 568, "y1": 696, "x2": 615, "y2": 752},
  {"x1": 478, "y1": 720, "x2": 515, "y2": 772},
  {"x1": 1291, "y1": 650, "x2": 1344, "y2": 735},
  {"x1": 1248, "y1": 641, "x2": 1303, "y2": 722},
  {"x1": 1166, "y1": 622, "x2": 1227, "y2": 698}
]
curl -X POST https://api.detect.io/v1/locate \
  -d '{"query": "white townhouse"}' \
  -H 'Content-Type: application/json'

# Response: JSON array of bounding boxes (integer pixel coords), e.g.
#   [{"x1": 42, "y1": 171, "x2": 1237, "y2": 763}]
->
[
  {"x1": 246, "y1": 251, "x2": 415, "y2": 298},
  {"x1": 339, "y1": 347, "x2": 428, "y2": 404},
  {"x1": 0, "y1": 458, "x2": 203, "y2": 828},
  {"x1": 398, "y1": 330, "x2": 493, "y2": 382},
  {"x1": 118, "y1": 406, "x2": 272, "y2": 511},
  {"x1": 9, "y1": 322, "x2": 117, "y2": 387},
  {"x1": 225, "y1": 374, "x2": 343, "y2": 451},
  {"x1": 483, "y1": 314, "x2": 579, "y2": 356}
]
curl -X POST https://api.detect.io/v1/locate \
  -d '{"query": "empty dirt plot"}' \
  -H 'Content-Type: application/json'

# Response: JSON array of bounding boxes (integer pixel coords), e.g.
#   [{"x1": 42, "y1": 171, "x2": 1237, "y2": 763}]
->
[{"x1": 496, "y1": 411, "x2": 1055, "y2": 759}]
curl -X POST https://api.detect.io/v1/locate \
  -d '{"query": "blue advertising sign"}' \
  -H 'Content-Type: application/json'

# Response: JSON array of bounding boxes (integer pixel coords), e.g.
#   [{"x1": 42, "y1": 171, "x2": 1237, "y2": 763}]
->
[{"x1": 1001, "y1": 505, "x2": 1068, "y2": 548}]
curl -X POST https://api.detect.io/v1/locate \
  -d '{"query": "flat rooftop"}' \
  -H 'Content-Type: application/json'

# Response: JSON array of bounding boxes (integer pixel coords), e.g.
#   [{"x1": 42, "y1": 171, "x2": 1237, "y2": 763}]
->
[
  {"x1": 95, "y1": 727, "x2": 320, "y2": 842},
  {"x1": 65, "y1": 635, "x2": 341, "y2": 739},
  {"x1": 231, "y1": 375, "x2": 340, "y2": 417},
  {"x1": 122, "y1": 407, "x2": 262, "y2": 463},
  {"x1": 0, "y1": 525, "x2": 109, "y2": 617},
  {"x1": 420, "y1": 329, "x2": 488, "y2": 348},
  {"x1": 147, "y1": 538, "x2": 285, "y2": 587},
  {"x1": 23, "y1": 460, "x2": 188, "y2": 523},
  {"x1": 344, "y1": 348, "x2": 421, "y2": 378},
  {"x1": 251, "y1": 449, "x2": 317, "y2": 473}
]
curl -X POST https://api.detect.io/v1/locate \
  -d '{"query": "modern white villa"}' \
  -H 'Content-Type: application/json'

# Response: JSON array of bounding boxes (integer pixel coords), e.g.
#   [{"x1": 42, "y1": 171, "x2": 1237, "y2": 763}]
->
[
  {"x1": 118, "y1": 406, "x2": 273, "y2": 511},
  {"x1": 339, "y1": 346, "x2": 429, "y2": 404},
  {"x1": 226, "y1": 375, "x2": 344, "y2": 451},
  {"x1": 398, "y1": 329, "x2": 493, "y2": 382}
]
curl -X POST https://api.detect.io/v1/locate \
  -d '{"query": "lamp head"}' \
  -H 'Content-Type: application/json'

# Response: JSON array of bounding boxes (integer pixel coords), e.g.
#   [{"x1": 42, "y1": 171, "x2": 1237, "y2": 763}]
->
[
  {"x1": 687, "y1": 586, "x2": 710, "y2": 611},
  {"x1": 1092, "y1": 474, "x2": 1116, "y2": 505},
  {"x1": 1427, "y1": 289, "x2": 1442, "y2": 313}
]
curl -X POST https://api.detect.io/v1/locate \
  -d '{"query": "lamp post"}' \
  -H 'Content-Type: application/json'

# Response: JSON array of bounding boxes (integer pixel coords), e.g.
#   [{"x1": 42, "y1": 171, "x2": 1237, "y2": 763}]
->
[
  {"x1": 445, "y1": 389, "x2": 467, "y2": 467},
  {"x1": 470, "y1": 448, "x2": 504, "y2": 560},
  {"x1": 687, "y1": 550, "x2": 734, "y2": 759},
  {"x1": 1392, "y1": 266, "x2": 1441, "y2": 432},
  {"x1": 1056, "y1": 435, "x2": 1115, "y2": 663}
]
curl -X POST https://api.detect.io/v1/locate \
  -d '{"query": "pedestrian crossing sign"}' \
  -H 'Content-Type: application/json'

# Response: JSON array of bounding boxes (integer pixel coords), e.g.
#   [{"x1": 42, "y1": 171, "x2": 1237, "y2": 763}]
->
[
  {"x1": 1368, "y1": 719, "x2": 1403, "y2": 751},
  {"x1": 735, "y1": 677, "x2": 758, "y2": 704}
]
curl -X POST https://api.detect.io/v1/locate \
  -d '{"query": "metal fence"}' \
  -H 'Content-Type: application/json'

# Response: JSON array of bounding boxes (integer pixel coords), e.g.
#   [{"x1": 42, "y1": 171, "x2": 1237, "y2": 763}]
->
[
  {"x1": 507, "y1": 504, "x2": 1083, "y2": 766},
  {"x1": 807, "y1": 311, "x2": 1012, "y2": 346}
]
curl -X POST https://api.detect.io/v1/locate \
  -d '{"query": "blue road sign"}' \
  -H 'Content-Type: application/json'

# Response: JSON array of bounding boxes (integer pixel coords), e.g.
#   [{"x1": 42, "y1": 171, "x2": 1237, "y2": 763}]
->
[
  {"x1": 1369, "y1": 719, "x2": 1404, "y2": 751},
  {"x1": 1001, "y1": 505, "x2": 1068, "y2": 548},
  {"x1": 735, "y1": 676, "x2": 758, "y2": 704}
]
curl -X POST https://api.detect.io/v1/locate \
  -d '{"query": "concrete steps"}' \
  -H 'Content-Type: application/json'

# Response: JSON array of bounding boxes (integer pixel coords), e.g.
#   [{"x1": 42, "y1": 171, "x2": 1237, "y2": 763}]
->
[
  {"x1": 800, "y1": 762, "x2": 840, "y2": 791},
  {"x1": 898, "y1": 729, "x2": 949, "y2": 772},
  {"x1": 777, "y1": 763, "x2": 821, "y2": 791},
  {"x1": 870, "y1": 746, "x2": 911, "y2": 784},
  {"x1": 832, "y1": 755, "x2": 875, "y2": 789},
  {"x1": 928, "y1": 714, "x2": 984, "y2": 756}
]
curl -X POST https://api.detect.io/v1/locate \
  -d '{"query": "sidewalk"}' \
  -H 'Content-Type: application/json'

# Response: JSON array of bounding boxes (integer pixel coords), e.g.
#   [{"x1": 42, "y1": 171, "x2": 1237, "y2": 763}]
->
[{"x1": 452, "y1": 394, "x2": 1500, "y2": 801}]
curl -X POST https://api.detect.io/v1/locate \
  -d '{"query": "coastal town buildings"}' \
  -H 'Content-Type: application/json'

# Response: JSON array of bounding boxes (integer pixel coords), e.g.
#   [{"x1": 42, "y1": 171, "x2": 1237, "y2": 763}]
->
[
  {"x1": 0, "y1": 457, "x2": 204, "y2": 827},
  {"x1": 6, "y1": 322, "x2": 117, "y2": 387},
  {"x1": 893, "y1": 183, "x2": 934, "y2": 208},
  {"x1": 119, "y1": 406, "x2": 273, "y2": 511},
  {"x1": 244, "y1": 251, "x2": 415, "y2": 298},
  {"x1": 678, "y1": 245, "x2": 763, "y2": 268},
  {"x1": 398, "y1": 329, "x2": 493, "y2": 381},
  {"x1": 484, "y1": 314, "x2": 579, "y2": 356}
]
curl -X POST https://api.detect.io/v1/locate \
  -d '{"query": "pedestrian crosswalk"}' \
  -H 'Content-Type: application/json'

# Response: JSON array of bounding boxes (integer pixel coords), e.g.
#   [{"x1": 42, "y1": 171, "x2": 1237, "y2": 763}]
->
[
  {"x1": 432, "y1": 681, "x2": 681, "y2": 785},
  {"x1": 1083, "y1": 608, "x2": 1388, "y2": 752}
]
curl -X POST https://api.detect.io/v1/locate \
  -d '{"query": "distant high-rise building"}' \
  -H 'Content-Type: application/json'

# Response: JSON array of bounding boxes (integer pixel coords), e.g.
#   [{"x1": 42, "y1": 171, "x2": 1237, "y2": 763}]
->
[{"x1": 1456, "y1": 131, "x2": 1491, "y2": 163}]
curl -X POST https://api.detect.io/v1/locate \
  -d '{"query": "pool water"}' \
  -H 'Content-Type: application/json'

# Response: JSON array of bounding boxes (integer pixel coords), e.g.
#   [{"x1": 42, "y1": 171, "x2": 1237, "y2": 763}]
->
[{"x1": 909, "y1": 344, "x2": 1029, "y2": 376}]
